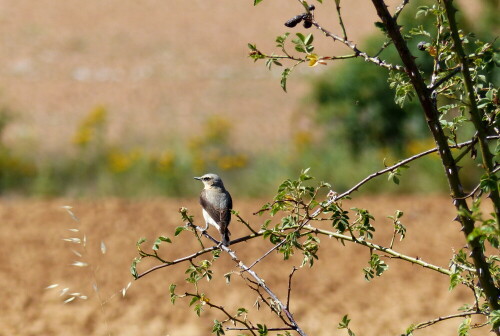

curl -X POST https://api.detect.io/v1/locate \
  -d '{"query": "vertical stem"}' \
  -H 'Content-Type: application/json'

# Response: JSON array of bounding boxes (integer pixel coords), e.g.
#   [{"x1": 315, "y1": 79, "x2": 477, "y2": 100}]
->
[
  {"x1": 334, "y1": 0, "x2": 348, "y2": 40},
  {"x1": 442, "y1": 0, "x2": 500, "y2": 231},
  {"x1": 370, "y1": 0, "x2": 500, "y2": 322}
]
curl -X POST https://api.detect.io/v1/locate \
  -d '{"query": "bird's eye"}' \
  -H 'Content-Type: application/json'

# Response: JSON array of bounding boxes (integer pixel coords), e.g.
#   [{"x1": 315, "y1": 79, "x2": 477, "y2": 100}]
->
[{"x1": 203, "y1": 177, "x2": 210, "y2": 181}]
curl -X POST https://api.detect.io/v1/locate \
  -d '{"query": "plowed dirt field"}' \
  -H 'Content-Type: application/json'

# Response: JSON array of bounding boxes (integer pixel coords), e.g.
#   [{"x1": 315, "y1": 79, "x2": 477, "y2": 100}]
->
[{"x1": 0, "y1": 195, "x2": 488, "y2": 335}]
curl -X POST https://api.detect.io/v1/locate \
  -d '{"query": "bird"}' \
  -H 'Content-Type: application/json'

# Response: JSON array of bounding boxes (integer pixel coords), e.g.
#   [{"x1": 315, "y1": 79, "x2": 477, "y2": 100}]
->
[{"x1": 194, "y1": 173, "x2": 232, "y2": 246}]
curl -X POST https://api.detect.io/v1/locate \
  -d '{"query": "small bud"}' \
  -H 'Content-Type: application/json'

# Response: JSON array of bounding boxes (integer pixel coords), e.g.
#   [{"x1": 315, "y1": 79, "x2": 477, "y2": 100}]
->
[{"x1": 417, "y1": 41, "x2": 428, "y2": 51}]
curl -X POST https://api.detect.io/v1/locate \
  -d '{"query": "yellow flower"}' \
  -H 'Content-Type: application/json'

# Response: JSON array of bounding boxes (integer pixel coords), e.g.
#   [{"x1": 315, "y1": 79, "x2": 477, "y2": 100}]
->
[
  {"x1": 72, "y1": 105, "x2": 108, "y2": 147},
  {"x1": 294, "y1": 131, "x2": 312, "y2": 151},
  {"x1": 306, "y1": 53, "x2": 319, "y2": 67},
  {"x1": 83, "y1": 105, "x2": 107, "y2": 128},
  {"x1": 155, "y1": 151, "x2": 175, "y2": 172},
  {"x1": 72, "y1": 127, "x2": 93, "y2": 147},
  {"x1": 107, "y1": 148, "x2": 142, "y2": 173},
  {"x1": 217, "y1": 154, "x2": 247, "y2": 170}
]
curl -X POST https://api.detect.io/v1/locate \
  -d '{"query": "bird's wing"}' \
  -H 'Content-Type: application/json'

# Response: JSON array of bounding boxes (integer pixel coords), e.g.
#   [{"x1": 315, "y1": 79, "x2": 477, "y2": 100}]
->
[{"x1": 200, "y1": 189, "x2": 232, "y2": 225}]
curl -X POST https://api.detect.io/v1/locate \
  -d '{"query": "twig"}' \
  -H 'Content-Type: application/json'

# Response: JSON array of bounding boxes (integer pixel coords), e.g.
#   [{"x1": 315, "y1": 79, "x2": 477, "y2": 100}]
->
[
  {"x1": 184, "y1": 292, "x2": 258, "y2": 336},
  {"x1": 245, "y1": 239, "x2": 289, "y2": 271},
  {"x1": 236, "y1": 212, "x2": 258, "y2": 235},
  {"x1": 305, "y1": 225, "x2": 453, "y2": 276},
  {"x1": 312, "y1": 20, "x2": 405, "y2": 72},
  {"x1": 221, "y1": 245, "x2": 307, "y2": 335},
  {"x1": 455, "y1": 164, "x2": 500, "y2": 200},
  {"x1": 334, "y1": 0, "x2": 348, "y2": 40},
  {"x1": 411, "y1": 311, "x2": 485, "y2": 331},
  {"x1": 286, "y1": 267, "x2": 298, "y2": 310},
  {"x1": 135, "y1": 245, "x2": 219, "y2": 279},
  {"x1": 328, "y1": 135, "x2": 500, "y2": 205},
  {"x1": 374, "y1": 39, "x2": 393, "y2": 57},
  {"x1": 429, "y1": 67, "x2": 461, "y2": 92},
  {"x1": 227, "y1": 327, "x2": 295, "y2": 331},
  {"x1": 393, "y1": 0, "x2": 410, "y2": 22}
]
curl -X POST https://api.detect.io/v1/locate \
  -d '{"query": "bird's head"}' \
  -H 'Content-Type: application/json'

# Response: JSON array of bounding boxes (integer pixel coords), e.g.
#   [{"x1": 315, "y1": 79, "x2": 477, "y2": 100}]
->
[{"x1": 194, "y1": 173, "x2": 225, "y2": 189}]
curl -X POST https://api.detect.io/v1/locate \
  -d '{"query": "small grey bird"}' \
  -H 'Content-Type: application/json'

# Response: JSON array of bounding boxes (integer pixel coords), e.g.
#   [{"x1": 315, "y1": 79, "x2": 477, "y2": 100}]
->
[{"x1": 194, "y1": 173, "x2": 232, "y2": 246}]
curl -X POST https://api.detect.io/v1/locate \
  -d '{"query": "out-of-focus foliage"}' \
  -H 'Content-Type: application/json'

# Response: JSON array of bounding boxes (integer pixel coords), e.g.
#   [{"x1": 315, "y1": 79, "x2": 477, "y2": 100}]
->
[{"x1": 308, "y1": 0, "x2": 498, "y2": 157}]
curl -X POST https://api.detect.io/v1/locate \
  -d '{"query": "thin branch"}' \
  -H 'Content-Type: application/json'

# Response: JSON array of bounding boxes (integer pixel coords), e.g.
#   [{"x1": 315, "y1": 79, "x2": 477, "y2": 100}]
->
[
  {"x1": 221, "y1": 244, "x2": 307, "y2": 335},
  {"x1": 328, "y1": 135, "x2": 500, "y2": 206},
  {"x1": 411, "y1": 311, "x2": 485, "y2": 331},
  {"x1": 245, "y1": 239, "x2": 289, "y2": 271},
  {"x1": 456, "y1": 164, "x2": 500, "y2": 200},
  {"x1": 227, "y1": 327, "x2": 295, "y2": 331},
  {"x1": 135, "y1": 245, "x2": 218, "y2": 279},
  {"x1": 184, "y1": 292, "x2": 258, "y2": 336},
  {"x1": 305, "y1": 225, "x2": 453, "y2": 276},
  {"x1": 374, "y1": 39, "x2": 393, "y2": 57},
  {"x1": 286, "y1": 267, "x2": 298, "y2": 310},
  {"x1": 429, "y1": 67, "x2": 461, "y2": 92},
  {"x1": 393, "y1": 0, "x2": 410, "y2": 22},
  {"x1": 235, "y1": 212, "x2": 258, "y2": 235},
  {"x1": 311, "y1": 20, "x2": 405, "y2": 72},
  {"x1": 334, "y1": 0, "x2": 348, "y2": 40}
]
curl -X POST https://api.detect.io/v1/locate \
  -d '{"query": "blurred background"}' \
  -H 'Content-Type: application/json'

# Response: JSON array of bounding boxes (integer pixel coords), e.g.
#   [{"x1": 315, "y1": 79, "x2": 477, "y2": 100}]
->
[
  {"x1": 1, "y1": 1, "x2": 498, "y2": 336},
  {"x1": 0, "y1": 0, "x2": 494, "y2": 198}
]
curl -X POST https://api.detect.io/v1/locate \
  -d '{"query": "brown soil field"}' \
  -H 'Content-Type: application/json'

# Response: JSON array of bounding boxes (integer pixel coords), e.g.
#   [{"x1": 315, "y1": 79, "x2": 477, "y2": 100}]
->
[{"x1": 0, "y1": 195, "x2": 489, "y2": 336}]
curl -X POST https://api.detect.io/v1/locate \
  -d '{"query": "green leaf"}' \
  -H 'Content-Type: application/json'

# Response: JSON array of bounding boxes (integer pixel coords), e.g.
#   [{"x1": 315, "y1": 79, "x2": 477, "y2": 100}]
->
[
  {"x1": 130, "y1": 257, "x2": 141, "y2": 279},
  {"x1": 490, "y1": 310, "x2": 500, "y2": 329},
  {"x1": 194, "y1": 303, "x2": 203, "y2": 316},
  {"x1": 304, "y1": 33, "x2": 314, "y2": 45},
  {"x1": 254, "y1": 0, "x2": 264, "y2": 5},
  {"x1": 449, "y1": 272, "x2": 460, "y2": 290},
  {"x1": 189, "y1": 296, "x2": 199, "y2": 306},
  {"x1": 174, "y1": 226, "x2": 186, "y2": 236},
  {"x1": 169, "y1": 284, "x2": 177, "y2": 304},
  {"x1": 458, "y1": 317, "x2": 471, "y2": 336},
  {"x1": 281, "y1": 68, "x2": 291, "y2": 92},
  {"x1": 152, "y1": 235, "x2": 172, "y2": 250},
  {"x1": 236, "y1": 307, "x2": 248, "y2": 316},
  {"x1": 136, "y1": 237, "x2": 147, "y2": 247},
  {"x1": 363, "y1": 254, "x2": 388, "y2": 281},
  {"x1": 300, "y1": 1, "x2": 309, "y2": 11},
  {"x1": 212, "y1": 320, "x2": 225, "y2": 335},
  {"x1": 338, "y1": 314, "x2": 351, "y2": 329},
  {"x1": 257, "y1": 324, "x2": 268, "y2": 336}
]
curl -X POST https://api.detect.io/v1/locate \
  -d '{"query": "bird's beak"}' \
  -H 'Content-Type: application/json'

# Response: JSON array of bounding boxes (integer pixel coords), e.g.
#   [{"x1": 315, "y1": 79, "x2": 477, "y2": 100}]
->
[{"x1": 194, "y1": 177, "x2": 202, "y2": 180}]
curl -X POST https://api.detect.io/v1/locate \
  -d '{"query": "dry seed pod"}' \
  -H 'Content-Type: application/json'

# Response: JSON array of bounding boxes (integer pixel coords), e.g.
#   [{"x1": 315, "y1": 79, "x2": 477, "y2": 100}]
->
[
  {"x1": 285, "y1": 14, "x2": 306, "y2": 28},
  {"x1": 303, "y1": 14, "x2": 313, "y2": 28}
]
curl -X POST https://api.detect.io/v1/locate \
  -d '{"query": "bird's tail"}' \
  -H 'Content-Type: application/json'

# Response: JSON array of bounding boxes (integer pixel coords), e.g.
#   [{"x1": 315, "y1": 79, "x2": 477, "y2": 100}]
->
[{"x1": 221, "y1": 227, "x2": 231, "y2": 246}]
